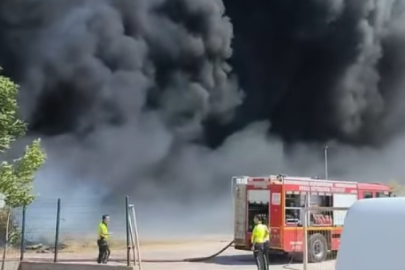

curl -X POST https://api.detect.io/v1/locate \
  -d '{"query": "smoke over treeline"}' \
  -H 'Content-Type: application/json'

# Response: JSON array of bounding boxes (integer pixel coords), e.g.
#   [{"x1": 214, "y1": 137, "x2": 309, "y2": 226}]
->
[{"x1": 1, "y1": 0, "x2": 405, "y2": 210}]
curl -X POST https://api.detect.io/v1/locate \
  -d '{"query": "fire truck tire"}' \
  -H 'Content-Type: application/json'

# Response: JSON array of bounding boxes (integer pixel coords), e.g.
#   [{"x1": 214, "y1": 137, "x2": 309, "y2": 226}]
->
[{"x1": 308, "y1": 233, "x2": 328, "y2": 263}]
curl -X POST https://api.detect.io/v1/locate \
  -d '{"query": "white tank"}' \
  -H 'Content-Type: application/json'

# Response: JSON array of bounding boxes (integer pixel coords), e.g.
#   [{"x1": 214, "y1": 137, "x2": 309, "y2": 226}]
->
[{"x1": 336, "y1": 197, "x2": 405, "y2": 270}]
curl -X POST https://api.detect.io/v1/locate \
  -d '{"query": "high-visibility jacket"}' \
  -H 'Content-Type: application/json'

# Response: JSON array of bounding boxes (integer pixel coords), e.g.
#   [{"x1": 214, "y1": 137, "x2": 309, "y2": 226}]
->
[
  {"x1": 251, "y1": 223, "x2": 268, "y2": 244},
  {"x1": 98, "y1": 222, "x2": 109, "y2": 240},
  {"x1": 265, "y1": 226, "x2": 270, "y2": 242}
]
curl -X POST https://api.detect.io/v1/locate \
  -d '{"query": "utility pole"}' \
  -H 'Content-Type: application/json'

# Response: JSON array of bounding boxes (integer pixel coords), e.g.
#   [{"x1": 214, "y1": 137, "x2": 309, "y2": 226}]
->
[{"x1": 324, "y1": 145, "x2": 328, "y2": 179}]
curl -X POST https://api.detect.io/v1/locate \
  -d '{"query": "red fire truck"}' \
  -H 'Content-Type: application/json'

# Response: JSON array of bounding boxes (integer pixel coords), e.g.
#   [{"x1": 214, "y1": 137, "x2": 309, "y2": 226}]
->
[{"x1": 232, "y1": 174, "x2": 392, "y2": 262}]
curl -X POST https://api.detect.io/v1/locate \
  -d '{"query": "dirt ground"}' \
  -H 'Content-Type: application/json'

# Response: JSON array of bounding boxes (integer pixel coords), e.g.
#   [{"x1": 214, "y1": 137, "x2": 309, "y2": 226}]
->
[{"x1": 17, "y1": 238, "x2": 336, "y2": 270}]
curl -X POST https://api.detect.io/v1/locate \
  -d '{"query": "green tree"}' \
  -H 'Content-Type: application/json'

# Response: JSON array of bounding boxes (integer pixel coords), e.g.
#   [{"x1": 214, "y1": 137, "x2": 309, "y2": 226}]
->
[{"x1": 0, "y1": 70, "x2": 46, "y2": 208}]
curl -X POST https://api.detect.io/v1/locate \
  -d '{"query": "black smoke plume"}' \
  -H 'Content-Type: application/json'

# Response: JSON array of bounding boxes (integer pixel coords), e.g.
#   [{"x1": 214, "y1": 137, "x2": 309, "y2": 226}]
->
[
  {"x1": 1, "y1": 0, "x2": 405, "y2": 229},
  {"x1": 0, "y1": 0, "x2": 241, "y2": 197},
  {"x1": 218, "y1": 0, "x2": 405, "y2": 146}
]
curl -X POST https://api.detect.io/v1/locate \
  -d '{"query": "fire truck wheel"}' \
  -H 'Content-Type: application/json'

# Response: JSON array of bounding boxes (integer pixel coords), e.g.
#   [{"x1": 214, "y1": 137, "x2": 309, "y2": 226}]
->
[{"x1": 308, "y1": 233, "x2": 328, "y2": 263}]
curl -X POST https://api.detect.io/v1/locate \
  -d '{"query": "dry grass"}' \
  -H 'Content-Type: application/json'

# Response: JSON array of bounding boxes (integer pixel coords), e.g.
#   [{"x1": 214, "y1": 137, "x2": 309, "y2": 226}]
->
[
  {"x1": 57, "y1": 235, "x2": 229, "y2": 253},
  {"x1": 59, "y1": 238, "x2": 127, "y2": 252},
  {"x1": 59, "y1": 238, "x2": 189, "y2": 252}
]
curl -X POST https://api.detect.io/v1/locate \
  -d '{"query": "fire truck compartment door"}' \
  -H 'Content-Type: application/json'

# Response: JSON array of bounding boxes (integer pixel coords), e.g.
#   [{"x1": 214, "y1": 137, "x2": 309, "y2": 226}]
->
[
  {"x1": 332, "y1": 194, "x2": 357, "y2": 226},
  {"x1": 234, "y1": 184, "x2": 247, "y2": 242},
  {"x1": 248, "y1": 190, "x2": 270, "y2": 203}
]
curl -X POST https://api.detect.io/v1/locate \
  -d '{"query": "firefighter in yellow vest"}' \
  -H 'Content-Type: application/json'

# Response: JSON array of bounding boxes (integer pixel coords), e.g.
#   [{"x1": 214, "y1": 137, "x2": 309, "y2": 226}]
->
[
  {"x1": 262, "y1": 217, "x2": 270, "y2": 266},
  {"x1": 97, "y1": 215, "x2": 111, "y2": 264},
  {"x1": 251, "y1": 215, "x2": 269, "y2": 270}
]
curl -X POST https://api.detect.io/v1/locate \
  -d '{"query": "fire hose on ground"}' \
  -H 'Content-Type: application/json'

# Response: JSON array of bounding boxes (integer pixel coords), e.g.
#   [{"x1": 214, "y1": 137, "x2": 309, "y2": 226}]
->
[
  {"x1": 29, "y1": 239, "x2": 300, "y2": 267},
  {"x1": 137, "y1": 240, "x2": 235, "y2": 263},
  {"x1": 38, "y1": 240, "x2": 235, "y2": 264},
  {"x1": 123, "y1": 204, "x2": 236, "y2": 263}
]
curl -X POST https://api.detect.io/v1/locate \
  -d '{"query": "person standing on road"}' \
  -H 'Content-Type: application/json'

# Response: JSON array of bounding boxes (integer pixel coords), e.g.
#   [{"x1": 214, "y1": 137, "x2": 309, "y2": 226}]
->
[
  {"x1": 262, "y1": 217, "x2": 271, "y2": 266},
  {"x1": 251, "y1": 215, "x2": 269, "y2": 270},
  {"x1": 97, "y1": 215, "x2": 111, "y2": 264}
]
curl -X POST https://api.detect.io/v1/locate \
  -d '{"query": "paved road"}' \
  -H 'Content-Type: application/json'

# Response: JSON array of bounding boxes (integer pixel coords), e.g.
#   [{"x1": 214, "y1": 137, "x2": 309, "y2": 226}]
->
[
  {"x1": 137, "y1": 242, "x2": 336, "y2": 270},
  {"x1": 20, "y1": 239, "x2": 336, "y2": 270}
]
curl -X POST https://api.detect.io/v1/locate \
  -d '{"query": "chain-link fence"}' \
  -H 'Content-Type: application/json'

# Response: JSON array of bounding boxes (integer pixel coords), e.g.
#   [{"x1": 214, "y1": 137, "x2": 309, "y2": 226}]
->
[
  {"x1": 302, "y1": 206, "x2": 350, "y2": 270},
  {"x1": 0, "y1": 207, "x2": 22, "y2": 270},
  {"x1": 0, "y1": 208, "x2": 23, "y2": 262},
  {"x1": 0, "y1": 196, "x2": 132, "y2": 264},
  {"x1": 24, "y1": 198, "x2": 58, "y2": 257},
  {"x1": 59, "y1": 197, "x2": 127, "y2": 243}
]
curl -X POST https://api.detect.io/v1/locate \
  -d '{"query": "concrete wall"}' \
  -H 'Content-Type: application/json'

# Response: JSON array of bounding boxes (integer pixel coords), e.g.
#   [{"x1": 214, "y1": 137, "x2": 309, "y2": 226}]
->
[
  {"x1": 18, "y1": 262, "x2": 132, "y2": 270},
  {"x1": 2, "y1": 261, "x2": 19, "y2": 270}
]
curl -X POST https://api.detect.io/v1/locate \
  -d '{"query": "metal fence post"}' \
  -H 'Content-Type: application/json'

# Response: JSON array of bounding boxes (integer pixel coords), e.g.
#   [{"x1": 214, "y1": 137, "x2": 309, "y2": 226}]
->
[
  {"x1": 303, "y1": 193, "x2": 310, "y2": 270},
  {"x1": 130, "y1": 204, "x2": 143, "y2": 270},
  {"x1": 303, "y1": 207, "x2": 308, "y2": 270},
  {"x1": 19, "y1": 205, "x2": 26, "y2": 261},
  {"x1": 125, "y1": 196, "x2": 130, "y2": 266},
  {"x1": 54, "y1": 199, "x2": 61, "y2": 263}
]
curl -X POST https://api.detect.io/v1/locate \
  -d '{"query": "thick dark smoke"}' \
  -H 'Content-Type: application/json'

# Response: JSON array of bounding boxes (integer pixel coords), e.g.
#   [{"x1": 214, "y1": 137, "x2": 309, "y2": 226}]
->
[
  {"x1": 218, "y1": 0, "x2": 405, "y2": 145},
  {"x1": 1, "y1": 0, "x2": 240, "y2": 195},
  {"x1": 1, "y1": 0, "x2": 405, "y2": 236}
]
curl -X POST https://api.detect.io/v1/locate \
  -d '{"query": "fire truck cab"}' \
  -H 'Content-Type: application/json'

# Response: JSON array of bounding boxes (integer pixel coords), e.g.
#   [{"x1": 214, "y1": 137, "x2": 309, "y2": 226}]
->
[{"x1": 232, "y1": 174, "x2": 392, "y2": 262}]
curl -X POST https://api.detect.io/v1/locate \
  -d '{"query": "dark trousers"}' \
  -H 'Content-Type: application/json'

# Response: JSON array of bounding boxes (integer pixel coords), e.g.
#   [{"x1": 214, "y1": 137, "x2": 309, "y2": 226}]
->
[
  {"x1": 97, "y1": 239, "x2": 110, "y2": 264},
  {"x1": 253, "y1": 243, "x2": 269, "y2": 270},
  {"x1": 264, "y1": 241, "x2": 270, "y2": 265}
]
